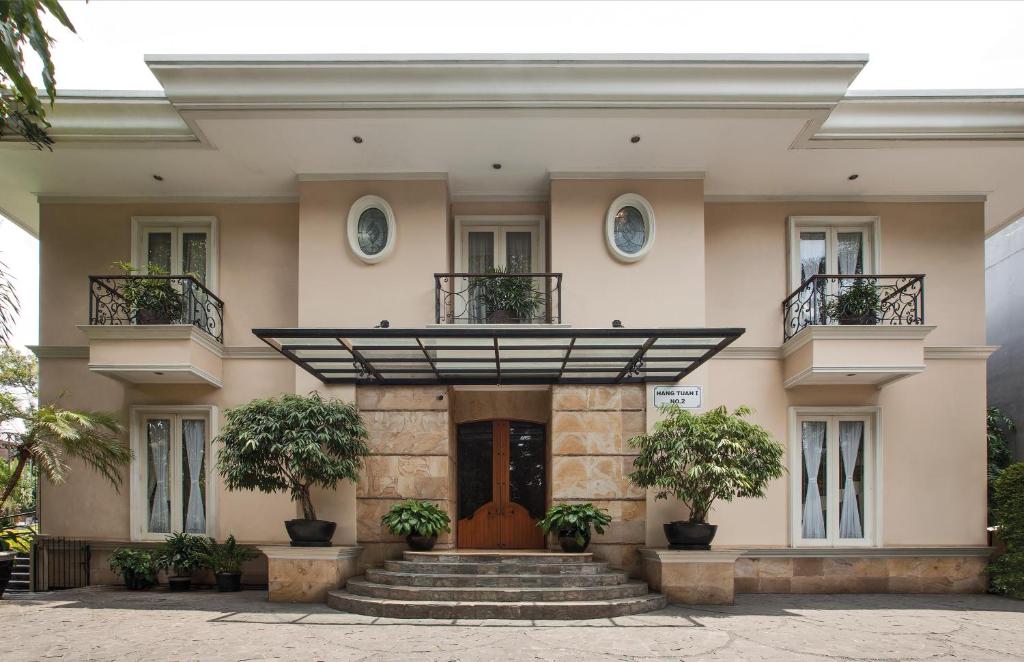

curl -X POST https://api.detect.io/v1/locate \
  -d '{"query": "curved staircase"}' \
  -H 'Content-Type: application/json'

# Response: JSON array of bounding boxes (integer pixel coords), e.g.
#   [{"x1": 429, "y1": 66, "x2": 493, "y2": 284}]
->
[{"x1": 327, "y1": 550, "x2": 666, "y2": 619}]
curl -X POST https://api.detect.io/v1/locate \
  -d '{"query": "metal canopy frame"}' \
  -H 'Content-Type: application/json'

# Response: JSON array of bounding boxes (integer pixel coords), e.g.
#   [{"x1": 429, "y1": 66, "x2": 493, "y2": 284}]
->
[{"x1": 252, "y1": 327, "x2": 745, "y2": 386}]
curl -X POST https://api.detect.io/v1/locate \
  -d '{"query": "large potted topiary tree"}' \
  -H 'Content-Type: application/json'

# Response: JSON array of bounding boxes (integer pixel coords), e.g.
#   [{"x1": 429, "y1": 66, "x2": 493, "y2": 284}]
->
[
  {"x1": 215, "y1": 393, "x2": 370, "y2": 547},
  {"x1": 627, "y1": 405, "x2": 784, "y2": 550}
]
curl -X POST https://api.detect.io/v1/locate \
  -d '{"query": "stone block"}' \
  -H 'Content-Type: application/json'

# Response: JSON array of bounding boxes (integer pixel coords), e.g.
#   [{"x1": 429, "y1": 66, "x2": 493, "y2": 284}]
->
[
  {"x1": 792, "y1": 557, "x2": 823, "y2": 577},
  {"x1": 734, "y1": 576, "x2": 758, "y2": 593},
  {"x1": 357, "y1": 386, "x2": 448, "y2": 411},
  {"x1": 357, "y1": 498, "x2": 452, "y2": 543},
  {"x1": 551, "y1": 431, "x2": 587, "y2": 454},
  {"x1": 552, "y1": 386, "x2": 587, "y2": 411},
  {"x1": 620, "y1": 385, "x2": 645, "y2": 411},
  {"x1": 641, "y1": 549, "x2": 741, "y2": 604},
  {"x1": 363, "y1": 411, "x2": 449, "y2": 455},
  {"x1": 357, "y1": 455, "x2": 450, "y2": 499},
  {"x1": 591, "y1": 543, "x2": 643, "y2": 577},
  {"x1": 260, "y1": 546, "x2": 361, "y2": 603}
]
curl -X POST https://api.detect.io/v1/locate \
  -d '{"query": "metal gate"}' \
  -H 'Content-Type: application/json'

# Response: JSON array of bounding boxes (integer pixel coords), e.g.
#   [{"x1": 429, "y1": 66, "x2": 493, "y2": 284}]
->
[{"x1": 33, "y1": 537, "x2": 90, "y2": 591}]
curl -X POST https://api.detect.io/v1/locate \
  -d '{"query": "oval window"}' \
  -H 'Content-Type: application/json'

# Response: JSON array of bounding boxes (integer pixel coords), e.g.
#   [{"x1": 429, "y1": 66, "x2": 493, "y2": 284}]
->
[
  {"x1": 605, "y1": 194, "x2": 655, "y2": 262},
  {"x1": 347, "y1": 195, "x2": 396, "y2": 263}
]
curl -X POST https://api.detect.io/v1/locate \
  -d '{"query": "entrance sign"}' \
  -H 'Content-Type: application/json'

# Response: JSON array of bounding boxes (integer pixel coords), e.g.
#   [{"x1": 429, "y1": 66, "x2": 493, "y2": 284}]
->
[{"x1": 654, "y1": 385, "x2": 702, "y2": 409}]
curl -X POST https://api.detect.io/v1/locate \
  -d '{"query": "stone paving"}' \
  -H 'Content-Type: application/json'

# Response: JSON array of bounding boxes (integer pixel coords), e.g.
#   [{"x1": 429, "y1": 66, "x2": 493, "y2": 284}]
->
[{"x1": 2, "y1": 586, "x2": 1024, "y2": 661}]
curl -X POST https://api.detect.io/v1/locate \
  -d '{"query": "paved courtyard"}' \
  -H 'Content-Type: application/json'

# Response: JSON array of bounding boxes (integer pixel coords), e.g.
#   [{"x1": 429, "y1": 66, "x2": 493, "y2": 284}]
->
[{"x1": 2, "y1": 586, "x2": 1023, "y2": 661}]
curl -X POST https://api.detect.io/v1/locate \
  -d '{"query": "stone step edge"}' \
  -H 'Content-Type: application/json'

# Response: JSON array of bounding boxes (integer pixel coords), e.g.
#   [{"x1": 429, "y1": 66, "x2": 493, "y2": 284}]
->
[
  {"x1": 366, "y1": 570, "x2": 630, "y2": 585},
  {"x1": 384, "y1": 561, "x2": 612, "y2": 573},
  {"x1": 346, "y1": 577, "x2": 650, "y2": 600}
]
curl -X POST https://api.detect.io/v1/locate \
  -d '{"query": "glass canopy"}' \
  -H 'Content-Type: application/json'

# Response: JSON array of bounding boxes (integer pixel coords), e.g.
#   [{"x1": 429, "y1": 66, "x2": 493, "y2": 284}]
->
[{"x1": 253, "y1": 327, "x2": 745, "y2": 386}]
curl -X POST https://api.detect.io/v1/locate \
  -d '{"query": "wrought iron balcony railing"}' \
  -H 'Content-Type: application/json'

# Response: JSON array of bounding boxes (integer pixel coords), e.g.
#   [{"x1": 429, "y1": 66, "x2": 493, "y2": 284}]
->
[
  {"x1": 434, "y1": 272, "x2": 563, "y2": 324},
  {"x1": 88, "y1": 275, "x2": 225, "y2": 342},
  {"x1": 782, "y1": 274, "x2": 925, "y2": 342}
]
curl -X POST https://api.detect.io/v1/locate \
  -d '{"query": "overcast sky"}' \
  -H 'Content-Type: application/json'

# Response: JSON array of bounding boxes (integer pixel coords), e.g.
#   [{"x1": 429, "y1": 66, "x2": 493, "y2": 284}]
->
[{"x1": 5, "y1": 0, "x2": 1024, "y2": 349}]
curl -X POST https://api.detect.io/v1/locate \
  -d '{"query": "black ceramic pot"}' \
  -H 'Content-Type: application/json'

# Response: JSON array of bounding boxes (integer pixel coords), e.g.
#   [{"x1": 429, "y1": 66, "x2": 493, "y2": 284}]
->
[
  {"x1": 406, "y1": 534, "x2": 437, "y2": 551},
  {"x1": 215, "y1": 572, "x2": 242, "y2": 592},
  {"x1": 167, "y1": 576, "x2": 191, "y2": 592},
  {"x1": 122, "y1": 570, "x2": 154, "y2": 590},
  {"x1": 664, "y1": 521, "x2": 718, "y2": 550},
  {"x1": 557, "y1": 531, "x2": 590, "y2": 553},
  {"x1": 285, "y1": 519, "x2": 336, "y2": 547}
]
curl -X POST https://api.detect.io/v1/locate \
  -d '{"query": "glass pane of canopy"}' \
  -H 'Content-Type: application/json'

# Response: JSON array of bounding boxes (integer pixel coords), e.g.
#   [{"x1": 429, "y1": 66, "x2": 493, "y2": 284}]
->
[{"x1": 254, "y1": 327, "x2": 743, "y2": 385}]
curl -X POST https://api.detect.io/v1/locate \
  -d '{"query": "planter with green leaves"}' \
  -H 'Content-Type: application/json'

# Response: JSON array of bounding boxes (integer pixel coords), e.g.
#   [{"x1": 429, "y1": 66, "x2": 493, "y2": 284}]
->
[
  {"x1": 216, "y1": 393, "x2": 370, "y2": 547},
  {"x1": 825, "y1": 279, "x2": 880, "y2": 326},
  {"x1": 198, "y1": 535, "x2": 257, "y2": 592},
  {"x1": 628, "y1": 405, "x2": 784, "y2": 550},
  {"x1": 113, "y1": 261, "x2": 184, "y2": 325},
  {"x1": 538, "y1": 503, "x2": 612, "y2": 553},
  {"x1": 109, "y1": 548, "x2": 158, "y2": 590},
  {"x1": 155, "y1": 532, "x2": 209, "y2": 591},
  {"x1": 381, "y1": 500, "x2": 452, "y2": 551},
  {"x1": 469, "y1": 266, "x2": 544, "y2": 323}
]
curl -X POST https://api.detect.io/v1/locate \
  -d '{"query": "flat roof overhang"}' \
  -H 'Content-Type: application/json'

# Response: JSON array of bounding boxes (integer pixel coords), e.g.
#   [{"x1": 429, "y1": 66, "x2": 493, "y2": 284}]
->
[{"x1": 253, "y1": 326, "x2": 745, "y2": 386}]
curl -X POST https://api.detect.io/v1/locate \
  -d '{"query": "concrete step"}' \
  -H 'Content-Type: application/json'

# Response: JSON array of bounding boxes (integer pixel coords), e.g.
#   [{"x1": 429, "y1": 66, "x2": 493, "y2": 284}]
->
[
  {"x1": 327, "y1": 590, "x2": 668, "y2": 620},
  {"x1": 403, "y1": 551, "x2": 593, "y2": 564},
  {"x1": 365, "y1": 568, "x2": 629, "y2": 588},
  {"x1": 383, "y1": 560, "x2": 611, "y2": 575},
  {"x1": 346, "y1": 576, "x2": 650, "y2": 602}
]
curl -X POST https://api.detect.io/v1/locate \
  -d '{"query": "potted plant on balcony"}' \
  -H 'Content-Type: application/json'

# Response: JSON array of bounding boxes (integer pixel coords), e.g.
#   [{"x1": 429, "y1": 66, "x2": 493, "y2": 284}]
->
[
  {"x1": 627, "y1": 405, "x2": 784, "y2": 550},
  {"x1": 215, "y1": 393, "x2": 370, "y2": 547},
  {"x1": 538, "y1": 503, "x2": 612, "y2": 553},
  {"x1": 825, "y1": 279, "x2": 880, "y2": 325},
  {"x1": 155, "y1": 532, "x2": 208, "y2": 592},
  {"x1": 112, "y1": 261, "x2": 184, "y2": 325},
  {"x1": 109, "y1": 548, "x2": 158, "y2": 590},
  {"x1": 470, "y1": 266, "x2": 544, "y2": 324},
  {"x1": 381, "y1": 500, "x2": 451, "y2": 551},
  {"x1": 198, "y1": 535, "x2": 257, "y2": 592}
]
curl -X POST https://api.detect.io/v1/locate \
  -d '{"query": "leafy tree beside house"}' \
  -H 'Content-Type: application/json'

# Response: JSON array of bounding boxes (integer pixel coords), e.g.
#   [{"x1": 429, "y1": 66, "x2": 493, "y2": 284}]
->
[{"x1": 988, "y1": 407, "x2": 1015, "y2": 525}]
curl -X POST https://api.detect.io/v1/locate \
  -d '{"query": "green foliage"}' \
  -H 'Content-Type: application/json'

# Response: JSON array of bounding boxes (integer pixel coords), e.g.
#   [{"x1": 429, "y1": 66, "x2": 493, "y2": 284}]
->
[
  {"x1": 0, "y1": 1, "x2": 76, "y2": 149},
  {"x1": 197, "y1": 535, "x2": 257, "y2": 574},
  {"x1": 470, "y1": 266, "x2": 544, "y2": 322},
  {"x1": 825, "y1": 279, "x2": 880, "y2": 323},
  {"x1": 988, "y1": 407, "x2": 1015, "y2": 482},
  {"x1": 627, "y1": 405, "x2": 785, "y2": 524},
  {"x1": 215, "y1": 393, "x2": 370, "y2": 521},
  {"x1": 0, "y1": 524, "x2": 34, "y2": 552},
  {"x1": 0, "y1": 459, "x2": 35, "y2": 516},
  {"x1": 990, "y1": 462, "x2": 1024, "y2": 598},
  {"x1": 155, "y1": 532, "x2": 210, "y2": 576},
  {"x1": 380, "y1": 500, "x2": 452, "y2": 538},
  {"x1": 538, "y1": 503, "x2": 612, "y2": 547},
  {"x1": 112, "y1": 261, "x2": 184, "y2": 324},
  {"x1": 108, "y1": 547, "x2": 157, "y2": 588},
  {"x1": 0, "y1": 255, "x2": 19, "y2": 346}
]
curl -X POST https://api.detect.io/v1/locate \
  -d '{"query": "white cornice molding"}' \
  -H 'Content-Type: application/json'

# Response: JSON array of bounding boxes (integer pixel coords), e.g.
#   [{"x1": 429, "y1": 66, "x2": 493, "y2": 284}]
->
[
  {"x1": 550, "y1": 171, "x2": 705, "y2": 181},
  {"x1": 297, "y1": 172, "x2": 448, "y2": 182},
  {"x1": 781, "y1": 324, "x2": 936, "y2": 358},
  {"x1": 924, "y1": 346, "x2": 999, "y2": 360},
  {"x1": 704, "y1": 194, "x2": 988, "y2": 204},
  {"x1": 33, "y1": 343, "x2": 285, "y2": 360},
  {"x1": 37, "y1": 194, "x2": 298, "y2": 205},
  {"x1": 717, "y1": 346, "x2": 782, "y2": 360},
  {"x1": 77, "y1": 324, "x2": 224, "y2": 357},
  {"x1": 258, "y1": 545, "x2": 363, "y2": 560},
  {"x1": 145, "y1": 54, "x2": 865, "y2": 111},
  {"x1": 25, "y1": 92, "x2": 197, "y2": 143},
  {"x1": 88, "y1": 363, "x2": 223, "y2": 388}
]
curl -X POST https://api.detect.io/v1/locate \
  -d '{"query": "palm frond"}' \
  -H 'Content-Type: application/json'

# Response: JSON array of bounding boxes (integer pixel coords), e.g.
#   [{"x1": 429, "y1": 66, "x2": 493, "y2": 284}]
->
[{"x1": 27, "y1": 406, "x2": 130, "y2": 490}]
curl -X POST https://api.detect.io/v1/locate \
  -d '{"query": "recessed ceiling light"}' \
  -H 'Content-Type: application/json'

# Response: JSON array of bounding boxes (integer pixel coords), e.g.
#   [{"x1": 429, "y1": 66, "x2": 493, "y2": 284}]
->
[
  {"x1": 630, "y1": 135, "x2": 641, "y2": 144},
  {"x1": 848, "y1": 174, "x2": 859, "y2": 181},
  {"x1": 352, "y1": 136, "x2": 363, "y2": 144},
  {"x1": 152, "y1": 174, "x2": 164, "y2": 182},
  {"x1": 492, "y1": 163, "x2": 502, "y2": 170}
]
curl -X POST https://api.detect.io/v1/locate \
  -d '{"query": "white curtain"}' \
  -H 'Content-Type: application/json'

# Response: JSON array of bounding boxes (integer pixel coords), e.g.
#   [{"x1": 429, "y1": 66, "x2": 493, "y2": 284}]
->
[
  {"x1": 467, "y1": 232, "x2": 494, "y2": 322},
  {"x1": 839, "y1": 421, "x2": 864, "y2": 539},
  {"x1": 148, "y1": 422, "x2": 170, "y2": 533},
  {"x1": 801, "y1": 421, "x2": 827, "y2": 539},
  {"x1": 183, "y1": 420, "x2": 207, "y2": 534},
  {"x1": 837, "y1": 232, "x2": 862, "y2": 276}
]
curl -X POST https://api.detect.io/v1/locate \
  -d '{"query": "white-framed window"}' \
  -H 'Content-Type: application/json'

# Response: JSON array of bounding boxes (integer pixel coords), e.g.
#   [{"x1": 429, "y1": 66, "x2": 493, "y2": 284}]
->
[
  {"x1": 605, "y1": 193, "x2": 656, "y2": 262},
  {"x1": 131, "y1": 217, "x2": 218, "y2": 290},
  {"x1": 787, "y1": 216, "x2": 879, "y2": 289},
  {"x1": 347, "y1": 195, "x2": 396, "y2": 263},
  {"x1": 130, "y1": 406, "x2": 218, "y2": 541},
  {"x1": 789, "y1": 406, "x2": 881, "y2": 547}
]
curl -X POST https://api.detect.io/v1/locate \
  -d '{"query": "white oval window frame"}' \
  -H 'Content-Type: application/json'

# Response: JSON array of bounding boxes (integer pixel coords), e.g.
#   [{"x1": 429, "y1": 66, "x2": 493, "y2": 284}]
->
[
  {"x1": 347, "y1": 195, "x2": 397, "y2": 264},
  {"x1": 605, "y1": 193, "x2": 656, "y2": 262}
]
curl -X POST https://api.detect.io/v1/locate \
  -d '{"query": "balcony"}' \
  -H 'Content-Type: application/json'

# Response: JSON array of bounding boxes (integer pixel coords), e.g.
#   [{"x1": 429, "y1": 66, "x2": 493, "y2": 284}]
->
[
  {"x1": 780, "y1": 275, "x2": 933, "y2": 388},
  {"x1": 78, "y1": 275, "x2": 225, "y2": 386},
  {"x1": 434, "y1": 272, "x2": 562, "y2": 325}
]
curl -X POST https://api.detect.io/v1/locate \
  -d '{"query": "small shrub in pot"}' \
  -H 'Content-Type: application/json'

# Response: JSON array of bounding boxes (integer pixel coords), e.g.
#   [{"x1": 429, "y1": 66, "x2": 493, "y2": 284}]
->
[
  {"x1": 198, "y1": 535, "x2": 257, "y2": 592},
  {"x1": 155, "y1": 532, "x2": 208, "y2": 591},
  {"x1": 381, "y1": 500, "x2": 452, "y2": 551},
  {"x1": 109, "y1": 548, "x2": 157, "y2": 590},
  {"x1": 538, "y1": 503, "x2": 612, "y2": 553}
]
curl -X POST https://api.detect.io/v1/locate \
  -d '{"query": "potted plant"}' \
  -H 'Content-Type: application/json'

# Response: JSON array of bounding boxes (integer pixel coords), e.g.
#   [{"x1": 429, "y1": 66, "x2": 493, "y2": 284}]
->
[
  {"x1": 215, "y1": 393, "x2": 370, "y2": 547},
  {"x1": 380, "y1": 500, "x2": 452, "y2": 551},
  {"x1": 198, "y1": 535, "x2": 257, "y2": 592},
  {"x1": 470, "y1": 266, "x2": 544, "y2": 323},
  {"x1": 113, "y1": 261, "x2": 184, "y2": 325},
  {"x1": 825, "y1": 279, "x2": 880, "y2": 325},
  {"x1": 628, "y1": 405, "x2": 784, "y2": 550},
  {"x1": 155, "y1": 532, "x2": 208, "y2": 592},
  {"x1": 0, "y1": 526, "x2": 32, "y2": 598},
  {"x1": 108, "y1": 548, "x2": 158, "y2": 590},
  {"x1": 538, "y1": 503, "x2": 612, "y2": 553}
]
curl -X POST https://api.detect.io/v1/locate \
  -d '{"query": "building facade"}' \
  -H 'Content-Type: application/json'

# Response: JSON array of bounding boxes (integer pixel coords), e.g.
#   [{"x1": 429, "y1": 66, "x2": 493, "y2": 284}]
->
[{"x1": 6, "y1": 54, "x2": 1019, "y2": 596}]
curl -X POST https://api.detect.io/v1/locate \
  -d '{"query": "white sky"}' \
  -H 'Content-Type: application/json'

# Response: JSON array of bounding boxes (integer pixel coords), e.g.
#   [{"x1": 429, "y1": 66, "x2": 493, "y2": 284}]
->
[{"x1": 4, "y1": 0, "x2": 1024, "y2": 350}]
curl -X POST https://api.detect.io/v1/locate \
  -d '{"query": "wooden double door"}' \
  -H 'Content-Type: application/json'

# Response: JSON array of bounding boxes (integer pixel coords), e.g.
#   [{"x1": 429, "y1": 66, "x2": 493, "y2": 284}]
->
[{"x1": 456, "y1": 420, "x2": 547, "y2": 549}]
